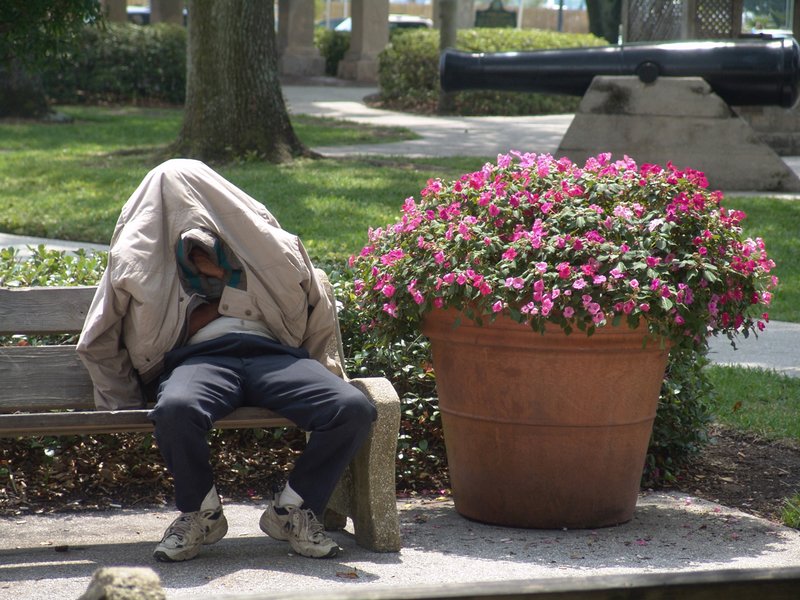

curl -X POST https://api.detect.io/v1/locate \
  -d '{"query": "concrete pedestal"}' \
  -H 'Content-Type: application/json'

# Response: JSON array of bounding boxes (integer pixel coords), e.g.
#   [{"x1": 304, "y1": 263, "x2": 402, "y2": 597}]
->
[
  {"x1": 277, "y1": 0, "x2": 324, "y2": 77},
  {"x1": 337, "y1": 0, "x2": 389, "y2": 83},
  {"x1": 556, "y1": 76, "x2": 800, "y2": 192},
  {"x1": 735, "y1": 104, "x2": 800, "y2": 156}
]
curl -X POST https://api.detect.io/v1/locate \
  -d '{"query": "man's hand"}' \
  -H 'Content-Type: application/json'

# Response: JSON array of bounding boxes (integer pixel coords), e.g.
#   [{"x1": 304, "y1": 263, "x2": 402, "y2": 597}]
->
[{"x1": 189, "y1": 247, "x2": 225, "y2": 279}]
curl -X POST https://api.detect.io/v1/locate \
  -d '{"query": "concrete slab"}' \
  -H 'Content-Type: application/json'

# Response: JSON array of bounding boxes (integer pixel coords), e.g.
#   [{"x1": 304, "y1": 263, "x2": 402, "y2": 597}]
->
[{"x1": 2, "y1": 494, "x2": 799, "y2": 599}]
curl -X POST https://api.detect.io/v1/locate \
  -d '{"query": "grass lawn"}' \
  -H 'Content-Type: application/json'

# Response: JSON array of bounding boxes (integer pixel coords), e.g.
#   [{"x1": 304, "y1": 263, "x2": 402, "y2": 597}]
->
[
  {"x1": 706, "y1": 365, "x2": 800, "y2": 440},
  {"x1": 0, "y1": 105, "x2": 477, "y2": 263}
]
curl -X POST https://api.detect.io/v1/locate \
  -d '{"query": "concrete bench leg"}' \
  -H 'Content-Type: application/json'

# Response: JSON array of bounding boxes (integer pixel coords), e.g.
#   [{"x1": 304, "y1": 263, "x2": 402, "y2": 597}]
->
[{"x1": 326, "y1": 376, "x2": 401, "y2": 552}]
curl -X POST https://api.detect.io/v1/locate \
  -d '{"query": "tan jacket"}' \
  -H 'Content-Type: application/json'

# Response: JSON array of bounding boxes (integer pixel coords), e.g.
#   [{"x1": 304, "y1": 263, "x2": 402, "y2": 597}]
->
[{"x1": 76, "y1": 159, "x2": 339, "y2": 410}]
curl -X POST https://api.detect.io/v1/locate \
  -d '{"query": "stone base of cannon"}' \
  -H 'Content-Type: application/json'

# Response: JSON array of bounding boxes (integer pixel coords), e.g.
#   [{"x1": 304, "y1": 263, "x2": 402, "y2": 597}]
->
[
  {"x1": 736, "y1": 104, "x2": 800, "y2": 156},
  {"x1": 555, "y1": 76, "x2": 800, "y2": 192}
]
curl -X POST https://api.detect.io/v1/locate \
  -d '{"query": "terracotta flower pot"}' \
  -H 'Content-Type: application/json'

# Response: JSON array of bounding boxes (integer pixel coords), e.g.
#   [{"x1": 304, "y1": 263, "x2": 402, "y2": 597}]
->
[{"x1": 422, "y1": 308, "x2": 670, "y2": 529}]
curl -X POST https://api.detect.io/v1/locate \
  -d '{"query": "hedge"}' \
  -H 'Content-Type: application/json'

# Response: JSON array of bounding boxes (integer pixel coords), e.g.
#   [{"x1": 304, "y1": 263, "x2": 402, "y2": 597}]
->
[
  {"x1": 378, "y1": 27, "x2": 607, "y2": 115},
  {"x1": 42, "y1": 23, "x2": 187, "y2": 105}
]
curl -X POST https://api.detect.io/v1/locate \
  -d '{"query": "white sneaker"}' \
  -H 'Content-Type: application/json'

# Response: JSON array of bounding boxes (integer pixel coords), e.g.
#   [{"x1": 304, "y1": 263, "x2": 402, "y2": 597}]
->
[
  {"x1": 287, "y1": 507, "x2": 340, "y2": 558},
  {"x1": 153, "y1": 486, "x2": 228, "y2": 562},
  {"x1": 259, "y1": 500, "x2": 292, "y2": 541}
]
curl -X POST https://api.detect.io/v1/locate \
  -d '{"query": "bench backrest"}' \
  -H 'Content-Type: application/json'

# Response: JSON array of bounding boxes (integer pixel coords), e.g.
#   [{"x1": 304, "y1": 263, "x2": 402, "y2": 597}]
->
[{"x1": 0, "y1": 286, "x2": 96, "y2": 412}]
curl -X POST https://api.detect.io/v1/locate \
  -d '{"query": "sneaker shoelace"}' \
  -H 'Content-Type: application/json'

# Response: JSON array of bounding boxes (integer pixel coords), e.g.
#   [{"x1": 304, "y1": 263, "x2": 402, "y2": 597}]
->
[
  {"x1": 295, "y1": 508, "x2": 326, "y2": 540},
  {"x1": 164, "y1": 513, "x2": 195, "y2": 544}
]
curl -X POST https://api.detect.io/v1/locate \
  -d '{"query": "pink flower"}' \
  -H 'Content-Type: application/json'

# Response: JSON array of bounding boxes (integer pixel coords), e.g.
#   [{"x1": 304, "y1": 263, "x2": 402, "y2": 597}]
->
[
  {"x1": 380, "y1": 249, "x2": 405, "y2": 266},
  {"x1": 563, "y1": 306, "x2": 575, "y2": 318},
  {"x1": 541, "y1": 297, "x2": 554, "y2": 316},
  {"x1": 492, "y1": 301, "x2": 504, "y2": 313},
  {"x1": 382, "y1": 302, "x2": 398, "y2": 318},
  {"x1": 382, "y1": 284, "x2": 396, "y2": 298},
  {"x1": 505, "y1": 277, "x2": 525, "y2": 290},
  {"x1": 502, "y1": 247, "x2": 518, "y2": 261}
]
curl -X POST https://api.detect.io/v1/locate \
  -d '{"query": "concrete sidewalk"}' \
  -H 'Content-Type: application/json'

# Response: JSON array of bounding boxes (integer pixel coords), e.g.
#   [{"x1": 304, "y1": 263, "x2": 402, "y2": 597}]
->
[{"x1": 2, "y1": 494, "x2": 800, "y2": 599}]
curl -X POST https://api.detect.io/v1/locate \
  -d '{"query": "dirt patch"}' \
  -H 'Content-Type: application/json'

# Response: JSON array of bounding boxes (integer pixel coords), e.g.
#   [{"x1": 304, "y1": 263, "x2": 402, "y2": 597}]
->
[{"x1": 668, "y1": 425, "x2": 800, "y2": 523}]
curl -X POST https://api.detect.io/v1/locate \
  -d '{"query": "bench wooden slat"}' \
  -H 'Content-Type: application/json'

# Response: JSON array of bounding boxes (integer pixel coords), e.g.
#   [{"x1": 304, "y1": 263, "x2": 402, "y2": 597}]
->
[
  {"x1": 0, "y1": 406, "x2": 294, "y2": 437},
  {"x1": 0, "y1": 345, "x2": 94, "y2": 411},
  {"x1": 0, "y1": 286, "x2": 95, "y2": 335}
]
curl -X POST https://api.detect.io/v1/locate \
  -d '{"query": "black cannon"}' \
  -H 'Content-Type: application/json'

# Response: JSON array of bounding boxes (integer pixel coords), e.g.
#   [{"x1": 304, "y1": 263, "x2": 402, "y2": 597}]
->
[{"x1": 440, "y1": 37, "x2": 800, "y2": 108}]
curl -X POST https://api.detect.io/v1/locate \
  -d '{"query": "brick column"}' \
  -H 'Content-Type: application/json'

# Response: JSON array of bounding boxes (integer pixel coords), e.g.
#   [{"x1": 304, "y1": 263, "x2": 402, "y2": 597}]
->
[
  {"x1": 277, "y1": 0, "x2": 325, "y2": 77},
  {"x1": 337, "y1": 0, "x2": 389, "y2": 83}
]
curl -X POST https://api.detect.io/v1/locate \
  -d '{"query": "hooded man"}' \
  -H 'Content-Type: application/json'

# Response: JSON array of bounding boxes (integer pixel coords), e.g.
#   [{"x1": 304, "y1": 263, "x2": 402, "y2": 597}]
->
[{"x1": 77, "y1": 159, "x2": 376, "y2": 561}]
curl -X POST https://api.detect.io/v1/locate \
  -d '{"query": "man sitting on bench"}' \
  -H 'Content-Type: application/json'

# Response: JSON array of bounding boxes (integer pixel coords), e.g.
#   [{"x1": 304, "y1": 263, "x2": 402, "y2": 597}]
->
[{"x1": 77, "y1": 159, "x2": 376, "y2": 562}]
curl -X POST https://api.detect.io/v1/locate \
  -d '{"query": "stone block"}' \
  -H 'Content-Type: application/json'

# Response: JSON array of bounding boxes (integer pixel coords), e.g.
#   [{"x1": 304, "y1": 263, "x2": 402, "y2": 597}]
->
[
  {"x1": 79, "y1": 567, "x2": 164, "y2": 600},
  {"x1": 326, "y1": 376, "x2": 402, "y2": 552}
]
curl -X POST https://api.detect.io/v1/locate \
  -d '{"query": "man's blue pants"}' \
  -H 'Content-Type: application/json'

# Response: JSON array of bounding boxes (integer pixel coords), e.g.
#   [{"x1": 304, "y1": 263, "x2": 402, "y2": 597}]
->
[{"x1": 148, "y1": 333, "x2": 377, "y2": 515}]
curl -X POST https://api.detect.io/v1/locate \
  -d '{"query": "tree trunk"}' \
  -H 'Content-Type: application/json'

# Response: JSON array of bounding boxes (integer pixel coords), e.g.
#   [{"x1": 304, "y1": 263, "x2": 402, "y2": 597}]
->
[
  {"x1": 0, "y1": 59, "x2": 51, "y2": 119},
  {"x1": 173, "y1": 0, "x2": 311, "y2": 163},
  {"x1": 437, "y1": 0, "x2": 459, "y2": 115}
]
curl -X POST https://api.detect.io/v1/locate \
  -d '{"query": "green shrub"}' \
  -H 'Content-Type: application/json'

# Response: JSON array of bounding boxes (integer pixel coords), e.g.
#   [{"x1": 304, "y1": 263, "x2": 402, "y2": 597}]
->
[
  {"x1": 378, "y1": 28, "x2": 606, "y2": 115},
  {"x1": 0, "y1": 246, "x2": 106, "y2": 288},
  {"x1": 42, "y1": 23, "x2": 187, "y2": 105},
  {"x1": 314, "y1": 28, "x2": 351, "y2": 76},
  {"x1": 643, "y1": 347, "x2": 713, "y2": 486}
]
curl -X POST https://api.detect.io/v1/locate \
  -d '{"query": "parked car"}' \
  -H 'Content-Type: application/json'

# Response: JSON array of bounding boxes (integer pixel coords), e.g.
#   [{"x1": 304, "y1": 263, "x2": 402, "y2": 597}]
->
[
  {"x1": 315, "y1": 16, "x2": 349, "y2": 30},
  {"x1": 331, "y1": 14, "x2": 433, "y2": 32},
  {"x1": 126, "y1": 5, "x2": 188, "y2": 26}
]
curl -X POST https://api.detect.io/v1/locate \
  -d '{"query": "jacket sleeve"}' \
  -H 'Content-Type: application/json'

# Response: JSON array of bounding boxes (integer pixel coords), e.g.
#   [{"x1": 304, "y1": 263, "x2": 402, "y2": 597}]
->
[
  {"x1": 76, "y1": 268, "x2": 144, "y2": 410},
  {"x1": 298, "y1": 241, "x2": 344, "y2": 378}
]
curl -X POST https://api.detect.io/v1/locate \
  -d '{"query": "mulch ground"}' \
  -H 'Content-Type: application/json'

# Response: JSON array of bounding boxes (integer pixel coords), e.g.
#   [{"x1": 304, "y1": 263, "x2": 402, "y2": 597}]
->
[
  {"x1": 666, "y1": 425, "x2": 800, "y2": 523},
  {"x1": 2, "y1": 426, "x2": 799, "y2": 525}
]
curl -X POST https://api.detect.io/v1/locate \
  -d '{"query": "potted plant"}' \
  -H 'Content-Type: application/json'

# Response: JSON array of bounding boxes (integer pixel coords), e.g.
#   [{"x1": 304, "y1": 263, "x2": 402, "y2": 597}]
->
[{"x1": 349, "y1": 152, "x2": 777, "y2": 529}]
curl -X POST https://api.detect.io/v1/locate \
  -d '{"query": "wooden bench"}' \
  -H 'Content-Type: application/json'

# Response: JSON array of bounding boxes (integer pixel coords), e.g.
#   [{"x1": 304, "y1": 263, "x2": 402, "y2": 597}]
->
[{"x1": 0, "y1": 277, "x2": 402, "y2": 552}]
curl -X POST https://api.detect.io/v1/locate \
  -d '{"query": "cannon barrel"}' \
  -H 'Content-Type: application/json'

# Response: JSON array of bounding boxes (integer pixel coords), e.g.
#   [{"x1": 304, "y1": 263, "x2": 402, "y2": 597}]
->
[{"x1": 440, "y1": 37, "x2": 800, "y2": 108}]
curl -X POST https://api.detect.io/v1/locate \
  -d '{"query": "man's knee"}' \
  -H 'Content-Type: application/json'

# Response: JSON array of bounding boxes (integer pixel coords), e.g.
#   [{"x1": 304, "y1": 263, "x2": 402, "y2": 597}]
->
[
  {"x1": 149, "y1": 392, "x2": 213, "y2": 432},
  {"x1": 340, "y1": 386, "x2": 378, "y2": 428}
]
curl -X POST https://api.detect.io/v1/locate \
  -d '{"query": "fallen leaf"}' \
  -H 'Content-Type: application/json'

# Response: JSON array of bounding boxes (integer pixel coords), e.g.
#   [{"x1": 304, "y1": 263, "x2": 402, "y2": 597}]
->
[{"x1": 336, "y1": 570, "x2": 359, "y2": 579}]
